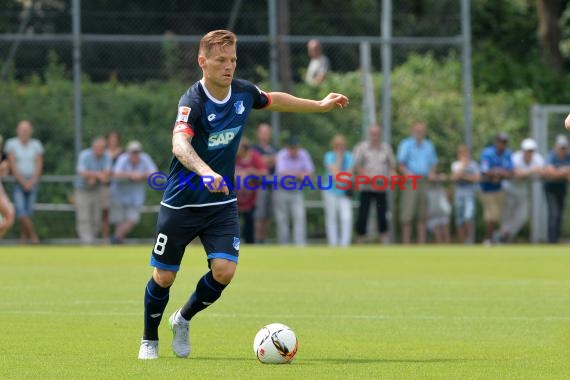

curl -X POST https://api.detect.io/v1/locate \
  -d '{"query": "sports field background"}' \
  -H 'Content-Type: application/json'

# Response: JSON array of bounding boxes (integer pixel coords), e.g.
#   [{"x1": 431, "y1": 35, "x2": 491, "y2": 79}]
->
[{"x1": 1, "y1": 245, "x2": 569, "y2": 379}]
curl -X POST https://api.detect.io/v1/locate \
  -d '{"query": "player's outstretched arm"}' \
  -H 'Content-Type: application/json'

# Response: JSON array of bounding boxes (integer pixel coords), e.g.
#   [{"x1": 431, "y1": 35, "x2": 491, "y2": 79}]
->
[
  {"x1": 266, "y1": 92, "x2": 349, "y2": 113},
  {"x1": 565, "y1": 113, "x2": 570, "y2": 130},
  {"x1": 172, "y1": 133, "x2": 229, "y2": 195}
]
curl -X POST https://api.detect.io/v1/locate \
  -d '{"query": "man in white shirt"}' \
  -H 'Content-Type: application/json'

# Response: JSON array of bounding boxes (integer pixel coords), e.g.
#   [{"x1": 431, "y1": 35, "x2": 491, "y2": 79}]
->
[
  {"x1": 5, "y1": 120, "x2": 44, "y2": 244},
  {"x1": 498, "y1": 138, "x2": 544, "y2": 242},
  {"x1": 305, "y1": 39, "x2": 330, "y2": 86}
]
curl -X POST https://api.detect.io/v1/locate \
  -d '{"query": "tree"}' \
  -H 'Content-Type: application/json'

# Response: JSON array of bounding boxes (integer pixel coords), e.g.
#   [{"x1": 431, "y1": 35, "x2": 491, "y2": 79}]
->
[{"x1": 537, "y1": 0, "x2": 565, "y2": 73}]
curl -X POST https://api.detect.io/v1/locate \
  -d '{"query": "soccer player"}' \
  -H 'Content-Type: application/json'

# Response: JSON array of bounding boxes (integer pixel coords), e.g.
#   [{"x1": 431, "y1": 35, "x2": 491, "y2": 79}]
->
[{"x1": 138, "y1": 30, "x2": 349, "y2": 359}]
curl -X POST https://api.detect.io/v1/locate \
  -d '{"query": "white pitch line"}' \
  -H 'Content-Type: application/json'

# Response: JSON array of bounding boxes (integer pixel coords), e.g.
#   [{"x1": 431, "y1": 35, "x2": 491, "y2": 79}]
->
[{"x1": 0, "y1": 310, "x2": 569, "y2": 321}]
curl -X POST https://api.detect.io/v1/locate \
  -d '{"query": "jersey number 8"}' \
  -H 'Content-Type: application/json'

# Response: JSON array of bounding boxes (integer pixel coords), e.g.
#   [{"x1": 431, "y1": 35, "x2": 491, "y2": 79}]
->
[{"x1": 153, "y1": 233, "x2": 168, "y2": 255}]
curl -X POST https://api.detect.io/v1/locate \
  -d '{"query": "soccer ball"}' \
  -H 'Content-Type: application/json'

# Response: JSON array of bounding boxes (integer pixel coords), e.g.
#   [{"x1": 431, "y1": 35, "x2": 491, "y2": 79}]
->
[{"x1": 253, "y1": 323, "x2": 298, "y2": 364}]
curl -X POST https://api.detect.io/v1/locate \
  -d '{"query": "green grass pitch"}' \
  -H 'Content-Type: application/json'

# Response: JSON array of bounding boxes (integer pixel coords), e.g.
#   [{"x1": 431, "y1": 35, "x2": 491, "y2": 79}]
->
[{"x1": 1, "y1": 245, "x2": 569, "y2": 379}]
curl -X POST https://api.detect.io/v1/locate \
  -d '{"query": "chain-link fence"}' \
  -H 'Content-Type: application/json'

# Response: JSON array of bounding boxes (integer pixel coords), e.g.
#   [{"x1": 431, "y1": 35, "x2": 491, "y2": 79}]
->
[{"x1": 0, "y1": 0, "x2": 477, "y2": 243}]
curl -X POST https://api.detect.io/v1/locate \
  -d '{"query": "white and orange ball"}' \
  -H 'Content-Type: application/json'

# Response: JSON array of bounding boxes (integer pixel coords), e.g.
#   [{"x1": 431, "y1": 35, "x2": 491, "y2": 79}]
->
[{"x1": 253, "y1": 323, "x2": 298, "y2": 364}]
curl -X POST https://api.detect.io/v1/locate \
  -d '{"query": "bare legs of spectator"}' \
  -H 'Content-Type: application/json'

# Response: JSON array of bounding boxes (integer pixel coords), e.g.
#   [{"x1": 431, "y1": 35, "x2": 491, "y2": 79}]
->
[
  {"x1": 113, "y1": 220, "x2": 136, "y2": 244},
  {"x1": 432, "y1": 222, "x2": 451, "y2": 244},
  {"x1": 417, "y1": 221, "x2": 426, "y2": 244},
  {"x1": 402, "y1": 221, "x2": 426, "y2": 244},
  {"x1": 102, "y1": 209, "x2": 110, "y2": 243},
  {"x1": 19, "y1": 216, "x2": 39, "y2": 244},
  {"x1": 456, "y1": 221, "x2": 473, "y2": 244},
  {"x1": 13, "y1": 185, "x2": 39, "y2": 244},
  {"x1": 0, "y1": 186, "x2": 15, "y2": 239},
  {"x1": 484, "y1": 221, "x2": 496, "y2": 245}
]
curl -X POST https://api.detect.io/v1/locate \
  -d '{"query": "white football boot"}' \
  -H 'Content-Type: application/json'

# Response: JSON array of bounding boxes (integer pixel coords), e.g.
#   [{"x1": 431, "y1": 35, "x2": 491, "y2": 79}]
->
[
  {"x1": 169, "y1": 310, "x2": 191, "y2": 358},
  {"x1": 138, "y1": 339, "x2": 159, "y2": 360}
]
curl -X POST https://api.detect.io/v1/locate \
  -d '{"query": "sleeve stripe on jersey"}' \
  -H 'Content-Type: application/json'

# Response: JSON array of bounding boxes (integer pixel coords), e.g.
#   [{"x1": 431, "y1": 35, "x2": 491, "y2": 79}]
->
[
  {"x1": 173, "y1": 121, "x2": 194, "y2": 136},
  {"x1": 261, "y1": 91, "x2": 272, "y2": 109}
]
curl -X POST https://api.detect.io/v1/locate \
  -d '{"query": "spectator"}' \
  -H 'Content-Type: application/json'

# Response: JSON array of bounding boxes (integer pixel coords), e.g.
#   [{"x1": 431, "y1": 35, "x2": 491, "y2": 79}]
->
[
  {"x1": 0, "y1": 135, "x2": 15, "y2": 238},
  {"x1": 305, "y1": 39, "x2": 330, "y2": 86},
  {"x1": 252, "y1": 123, "x2": 278, "y2": 243},
  {"x1": 396, "y1": 121, "x2": 438, "y2": 244},
  {"x1": 497, "y1": 138, "x2": 544, "y2": 242},
  {"x1": 102, "y1": 131, "x2": 124, "y2": 243},
  {"x1": 75, "y1": 136, "x2": 111, "y2": 245},
  {"x1": 450, "y1": 144, "x2": 480, "y2": 244},
  {"x1": 323, "y1": 134, "x2": 354, "y2": 246},
  {"x1": 5, "y1": 120, "x2": 44, "y2": 244},
  {"x1": 0, "y1": 181, "x2": 14, "y2": 239},
  {"x1": 479, "y1": 132, "x2": 514, "y2": 246},
  {"x1": 426, "y1": 173, "x2": 452, "y2": 244},
  {"x1": 543, "y1": 134, "x2": 570, "y2": 243},
  {"x1": 0, "y1": 135, "x2": 9, "y2": 176},
  {"x1": 110, "y1": 140, "x2": 157, "y2": 244},
  {"x1": 274, "y1": 136, "x2": 315, "y2": 245},
  {"x1": 353, "y1": 125, "x2": 396, "y2": 244},
  {"x1": 236, "y1": 138, "x2": 268, "y2": 244}
]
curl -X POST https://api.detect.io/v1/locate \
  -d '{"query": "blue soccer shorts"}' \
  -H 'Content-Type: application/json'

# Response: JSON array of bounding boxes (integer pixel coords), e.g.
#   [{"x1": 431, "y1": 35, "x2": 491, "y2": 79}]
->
[{"x1": 150, "y1": 201, "x2": 240, "y2": 272}]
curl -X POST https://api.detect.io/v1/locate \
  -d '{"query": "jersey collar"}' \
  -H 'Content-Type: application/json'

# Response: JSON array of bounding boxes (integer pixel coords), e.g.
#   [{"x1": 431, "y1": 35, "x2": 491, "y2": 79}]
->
[{"x1": 200, "y1": 79, "x2": 232, "y2": 105}]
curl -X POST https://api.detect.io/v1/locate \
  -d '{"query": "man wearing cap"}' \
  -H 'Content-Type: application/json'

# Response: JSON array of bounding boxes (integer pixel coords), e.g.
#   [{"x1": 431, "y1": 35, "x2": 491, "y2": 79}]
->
[
  {"x1": 274, "y1": 136, "x2": 315, "y2": 245},
  {"x1": 497, "y1": 138, "x2": 544, "y2": 242},
  {"x1": 543, "y1": 134, "x2": 570, "y2": 243},
  {"x1": 110, "y1": 141, "x2": 157, "y2": 244},
  {"x1": 479, "y1": 132, "x2": 514, "y2": 246}
]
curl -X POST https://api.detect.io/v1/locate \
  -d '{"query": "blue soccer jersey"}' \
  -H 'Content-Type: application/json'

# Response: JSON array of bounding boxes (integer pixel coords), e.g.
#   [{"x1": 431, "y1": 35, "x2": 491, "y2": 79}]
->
[{"x1": 161, "y1": 79, "x2": 270, "y2": 208}]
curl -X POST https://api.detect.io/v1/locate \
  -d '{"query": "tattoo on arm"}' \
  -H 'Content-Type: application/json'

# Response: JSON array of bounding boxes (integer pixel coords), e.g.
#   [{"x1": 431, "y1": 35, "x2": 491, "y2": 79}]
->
[{"x1": 172, "y1": 134, "x2": 210, "y2": 175}]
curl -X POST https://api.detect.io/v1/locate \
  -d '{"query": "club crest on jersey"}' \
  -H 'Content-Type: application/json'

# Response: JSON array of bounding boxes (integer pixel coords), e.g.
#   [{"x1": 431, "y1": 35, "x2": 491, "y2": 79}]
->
[
  {"x1": 233, "y1": 237, "x2": 240, "y2": 251},
  {"x1": 177, "y1": 106, "x2": 191, "y2": 122},
  {"x1": 207, "y1": 126, "x2": 242, "y2": 150},
  {"x1": 233, "y1": 100, "x2": 245, "y2": 115}
]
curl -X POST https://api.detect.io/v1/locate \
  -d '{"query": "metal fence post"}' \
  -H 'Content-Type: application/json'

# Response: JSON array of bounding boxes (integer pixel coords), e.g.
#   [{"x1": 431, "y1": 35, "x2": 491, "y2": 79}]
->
[
  {"x1": 461, "y1": 0, "x2": 473, "y2": 149},
  {"x1": 268, "y1": 0, "x2": 280, "y2": 147},
  {"x1": 72, "y1": 0, "x2": 83, "y2": 162}
]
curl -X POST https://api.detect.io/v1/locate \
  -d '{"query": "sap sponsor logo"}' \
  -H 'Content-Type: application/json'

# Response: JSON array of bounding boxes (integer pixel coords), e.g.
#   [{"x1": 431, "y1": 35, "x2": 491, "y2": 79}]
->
[
  {"x1": 233, "y1": 100, "x2": 245, "y2": 115},
  {"x1": 207, "y1": 126, "x2": 242, "y2": 150},
  {"x1": 207, "y1": 113, "x2": 216, "y2": 122},
  {"x1": 177, "y1": 106, "x2": 191, "y2": 122}
]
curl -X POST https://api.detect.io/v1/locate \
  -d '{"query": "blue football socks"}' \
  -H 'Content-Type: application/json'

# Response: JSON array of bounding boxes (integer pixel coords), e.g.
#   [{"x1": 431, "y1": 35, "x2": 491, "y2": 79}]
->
[
  {"x1": 180, "y1": 271, "x2": 227, "y2": 321},
  {"x1": 143, "y1": 277, "x2": 170, "y2": 341}
]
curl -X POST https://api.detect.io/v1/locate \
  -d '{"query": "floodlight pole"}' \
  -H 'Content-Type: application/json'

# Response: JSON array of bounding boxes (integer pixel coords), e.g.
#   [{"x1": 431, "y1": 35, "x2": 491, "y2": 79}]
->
[{"x1": 72, "y1": 0, "x2": 83, "y2": 161}]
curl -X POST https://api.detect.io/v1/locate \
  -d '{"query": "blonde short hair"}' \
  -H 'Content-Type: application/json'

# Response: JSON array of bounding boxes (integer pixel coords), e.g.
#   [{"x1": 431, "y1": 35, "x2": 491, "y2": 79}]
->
[{"x1": 199, "y1": 30, "x2": 237, "y2": 57}]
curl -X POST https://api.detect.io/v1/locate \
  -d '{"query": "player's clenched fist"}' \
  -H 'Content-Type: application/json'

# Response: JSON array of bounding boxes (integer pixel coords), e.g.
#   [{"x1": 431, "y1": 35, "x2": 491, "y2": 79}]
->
[{"x1": 202, "y1": 171, "x2": 229, "y2": 195}]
